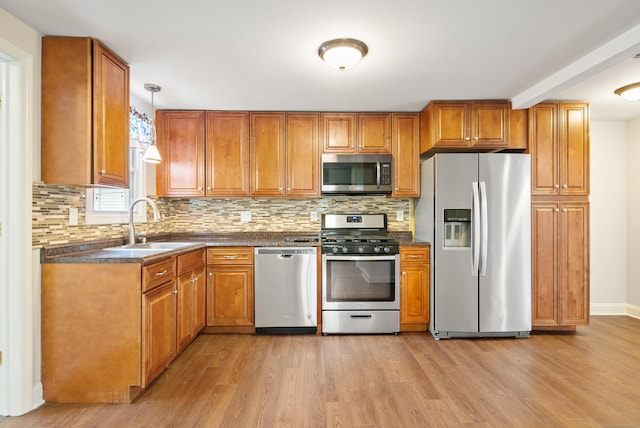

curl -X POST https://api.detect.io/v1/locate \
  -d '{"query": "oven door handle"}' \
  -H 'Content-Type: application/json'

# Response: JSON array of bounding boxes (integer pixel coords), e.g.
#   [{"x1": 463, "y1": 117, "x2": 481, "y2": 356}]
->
[{"x1": 324, "y1": 255, "x2": 397, "y2": 261}]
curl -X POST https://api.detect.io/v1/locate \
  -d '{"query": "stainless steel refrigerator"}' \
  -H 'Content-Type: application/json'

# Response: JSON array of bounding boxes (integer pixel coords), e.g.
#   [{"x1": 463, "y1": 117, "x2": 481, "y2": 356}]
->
[{"x1": 414, "y1": 153, "x2": 531, "y2": 339}]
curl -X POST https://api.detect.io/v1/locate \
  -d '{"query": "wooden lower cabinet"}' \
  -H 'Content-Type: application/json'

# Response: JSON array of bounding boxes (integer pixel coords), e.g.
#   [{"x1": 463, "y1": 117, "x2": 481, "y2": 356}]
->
[
  {"x1": 399, "y1": 247, "x2": 430, "y2": 332},
  {"x1": 531, "y1": 200, "x2": 590, "y2": 328},
  {"x1": 205, "y1": 247, "x2": 255, "y2": 332},
  {"x1": 41, "y1": 249, "x2": 206, "y2": 404}
]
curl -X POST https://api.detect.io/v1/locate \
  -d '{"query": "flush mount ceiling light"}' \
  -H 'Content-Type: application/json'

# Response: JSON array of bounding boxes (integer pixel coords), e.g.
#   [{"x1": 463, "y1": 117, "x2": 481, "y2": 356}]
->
[
  {"x1": 614, "y1": 82, "x2": 640, "y2": 101},
  {"x1": 318, "y1": 38, "x2": 368, "y2": 71},
  {"x1": 142, "y1": 83, "x2": 162, "y2": 164}
]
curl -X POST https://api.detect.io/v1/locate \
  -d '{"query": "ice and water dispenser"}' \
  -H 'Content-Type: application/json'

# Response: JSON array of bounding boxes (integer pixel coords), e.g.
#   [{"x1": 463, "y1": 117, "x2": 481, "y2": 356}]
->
[{"x1": 443, "y1": 209, "x2": 471, "y2": 248}]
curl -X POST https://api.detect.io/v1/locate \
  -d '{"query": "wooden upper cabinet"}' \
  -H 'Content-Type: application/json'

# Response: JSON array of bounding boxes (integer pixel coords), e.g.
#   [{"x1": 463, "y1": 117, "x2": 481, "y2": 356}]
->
[
  {"x1": 250, "y1": 112, "x2": 320, "y2": 198},
  {"x1": 42, "y1": 37, "x2": 130, "y2": 187},
  {"x1": 205, "y1": 111, "x2": 250, "y2": 197},
  {"x1": 391, "y1": 113, "x2": 420, "y2": 198},
  {"x1": 286, "y1": 113, "x2": 321, "y2": 198},
  {"x1": 322, "y1": 113, "x2": 392, "y2": 153},
  {"x1": 358, "y1": 113, "x2": 392, "y2": 153},
  {"x1": 322, "y1": 113, "x2": 357, "y2": 153},
  {"x1": 419, "y1": 101, "x2": 510, "y2": 154},
  {"x1": 250, "y1": 112, "x2": 286, "y2": 197},
  {"x1": 156, "y1": 110, "x2": 206, "y2": 197},
  {"x1": 530, "y1": 102, "x2": 589, "y2": 196}
]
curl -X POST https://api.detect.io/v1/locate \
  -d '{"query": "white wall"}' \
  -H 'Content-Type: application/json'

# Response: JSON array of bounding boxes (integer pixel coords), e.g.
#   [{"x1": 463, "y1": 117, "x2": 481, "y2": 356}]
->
[
  {"x1": 590, "y1": 121, "x2": 628, "y2": 314},
  {"x1": 627, "y1": 117, "x2": 640, "y2": 314}
]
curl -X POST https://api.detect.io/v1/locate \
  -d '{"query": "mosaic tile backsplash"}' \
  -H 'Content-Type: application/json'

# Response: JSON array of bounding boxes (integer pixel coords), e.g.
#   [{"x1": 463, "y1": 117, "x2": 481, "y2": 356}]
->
[{"x1": 33, "y1": 183, "x2": 412, "y2": 248}]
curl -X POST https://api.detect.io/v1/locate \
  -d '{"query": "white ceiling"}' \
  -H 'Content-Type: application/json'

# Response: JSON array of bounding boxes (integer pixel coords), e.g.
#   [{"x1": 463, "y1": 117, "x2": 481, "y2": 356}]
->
[{"x1": 3, "y1": 0, "x2": 640, "y2": 120}]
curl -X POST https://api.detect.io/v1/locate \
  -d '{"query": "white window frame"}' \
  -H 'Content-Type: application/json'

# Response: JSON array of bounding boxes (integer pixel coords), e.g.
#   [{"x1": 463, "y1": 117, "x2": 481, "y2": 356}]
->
[{"x1": 85, "y1": 148, "x2": 147, "y2": 225}]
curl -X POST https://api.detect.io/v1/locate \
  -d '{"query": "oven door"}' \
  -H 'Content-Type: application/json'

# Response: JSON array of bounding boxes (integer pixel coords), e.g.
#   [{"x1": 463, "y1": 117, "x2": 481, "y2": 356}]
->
[{"x1": 322, "y1": 254, "x2": 400, "y2": 310}]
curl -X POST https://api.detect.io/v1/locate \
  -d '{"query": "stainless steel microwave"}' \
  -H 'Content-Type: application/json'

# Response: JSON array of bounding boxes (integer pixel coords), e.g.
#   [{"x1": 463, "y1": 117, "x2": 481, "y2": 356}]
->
[{"x1": 321, "y1": 153, "x2": 393, "y2": 194}]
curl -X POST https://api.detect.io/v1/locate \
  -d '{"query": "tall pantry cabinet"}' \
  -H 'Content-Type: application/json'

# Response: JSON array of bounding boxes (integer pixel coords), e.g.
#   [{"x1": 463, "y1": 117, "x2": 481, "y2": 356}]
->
[{"x1": 529, "y1": 102, "x2": 590, "y2": 329}]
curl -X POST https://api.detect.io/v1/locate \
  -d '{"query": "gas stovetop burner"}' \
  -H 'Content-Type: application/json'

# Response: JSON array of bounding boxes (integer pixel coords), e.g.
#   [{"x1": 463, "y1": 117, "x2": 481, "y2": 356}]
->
[{"x1": 320, "y1": 213, "x2": 399, "y2": 255}]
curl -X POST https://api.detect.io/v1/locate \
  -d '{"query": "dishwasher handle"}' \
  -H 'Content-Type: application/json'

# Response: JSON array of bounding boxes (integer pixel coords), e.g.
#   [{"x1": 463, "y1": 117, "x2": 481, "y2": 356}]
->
[{"x1": 255, "y1": 247, "x2": 317, "y2": 256}]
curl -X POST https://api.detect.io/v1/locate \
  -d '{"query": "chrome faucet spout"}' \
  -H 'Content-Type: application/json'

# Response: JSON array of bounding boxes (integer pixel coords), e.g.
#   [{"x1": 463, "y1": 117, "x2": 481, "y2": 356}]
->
[{"x1": 128, "y1": 197, "x2": 161, "y2": 244}]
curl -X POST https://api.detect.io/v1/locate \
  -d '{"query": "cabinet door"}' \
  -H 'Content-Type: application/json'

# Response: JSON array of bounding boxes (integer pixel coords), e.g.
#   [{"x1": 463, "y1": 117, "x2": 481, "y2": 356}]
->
[
  {"x1": 470, "y1": 101, "x2": 509, "y2": 148},
  {"x1": 192, "y1": 266, "x2": 206, "y2": 333},
  {"x1": 205, "y1": 112, "x2": 250, "y2": 196},
  {"x1": 530, "y1": 103, "x2": 559, "y2": 195},
  {"x1": 286, "y1": 113, "x2": 321, "y2": 198},
  {"x1": 206, "y1": 266, "x2": 254, "y2": 326},
  {"x1": 358, "y1": 113, "x2": 392, "y2": 153},
  {"x1": 142, "y1": 281, "x2": 176, "y2": 386},
  {"x1": 250, "y1": 112, "x2": 286, "y2": 197},
  {"x1": 559, "y1": 103, "x2": 590, "y2": 196},
  {"x1": 93, "y1": 40, "x2": 130, "y2": 187},
  {"x1": 400, "y1": 265, "x2": 429, "y2": 325},
  {"x1": 176, "y1": 272, "x2": 194, "y2": 353},
  {"x1": 430, "y1": 102, "x2": 470, "y2": 147},
  {"x1": 531, "y1": 202, "x2": 559, "y2": 326},
  {"x1": 322, "y1": 113, "x2": 357, "y2": 153},
  {"x1": 391, "y1": 113, "x2": 420, "y2": 197},
  {"x1": 156, "y1": 111, "x2": 206, "y2": 197},
  {"x1": 559, "y1": 202, "x2": 590, "y2": 325}
]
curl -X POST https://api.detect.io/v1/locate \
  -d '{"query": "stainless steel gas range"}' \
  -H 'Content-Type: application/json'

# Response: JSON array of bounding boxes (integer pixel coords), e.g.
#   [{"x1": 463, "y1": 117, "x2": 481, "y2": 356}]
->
[{"x1": 321, "y1": 214, "x2": 400, "y2": 335}]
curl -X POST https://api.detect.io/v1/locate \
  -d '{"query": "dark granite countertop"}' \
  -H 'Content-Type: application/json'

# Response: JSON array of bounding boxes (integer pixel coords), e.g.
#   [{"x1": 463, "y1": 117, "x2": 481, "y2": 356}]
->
[{"x1": 41, "y1": 232, "x2": 429, "y2": 264}]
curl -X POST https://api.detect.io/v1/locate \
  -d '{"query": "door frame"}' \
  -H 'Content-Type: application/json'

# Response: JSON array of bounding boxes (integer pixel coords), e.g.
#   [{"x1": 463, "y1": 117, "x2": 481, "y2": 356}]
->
[{"x1": 0, "y1": 37, "x2": 40, "y2": 416}]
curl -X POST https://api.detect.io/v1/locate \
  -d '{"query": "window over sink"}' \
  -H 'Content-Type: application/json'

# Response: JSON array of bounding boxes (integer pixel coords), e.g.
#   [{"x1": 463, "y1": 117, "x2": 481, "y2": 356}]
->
[{"x1": 85, "y1": 147, "x2": 147, "y2": 225}]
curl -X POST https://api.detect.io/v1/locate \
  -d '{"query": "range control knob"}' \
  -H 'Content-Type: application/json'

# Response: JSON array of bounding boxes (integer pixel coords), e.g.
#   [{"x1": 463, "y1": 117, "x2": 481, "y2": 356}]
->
[
  {"x1": 383, "y1": 246, "x2": 391, "y2": 253},
  {"x1": 374, "y1": 246, "x2": 381, "y2": 253},
  {"x1": 342, "y1": 246, "x2": 349, "y2": 254},
  {"x1": 358, "y1": 246, "x2": 365, "y2": 253},
  {"x1": 332, "y1": 246, "x2": 340, "y2": 254}
]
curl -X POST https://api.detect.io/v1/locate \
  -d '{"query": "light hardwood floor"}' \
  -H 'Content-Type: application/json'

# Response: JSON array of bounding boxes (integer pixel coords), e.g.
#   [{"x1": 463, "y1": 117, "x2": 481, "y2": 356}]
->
[{"x1": 3, "y1": 315, "x2": 640, "y2": 427}]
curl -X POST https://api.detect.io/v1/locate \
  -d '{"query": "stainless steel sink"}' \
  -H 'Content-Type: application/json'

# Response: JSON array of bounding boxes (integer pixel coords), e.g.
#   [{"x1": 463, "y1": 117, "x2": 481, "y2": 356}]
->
[{"x1": 103, "y1": 242, "x2": 196, "y2": 252}]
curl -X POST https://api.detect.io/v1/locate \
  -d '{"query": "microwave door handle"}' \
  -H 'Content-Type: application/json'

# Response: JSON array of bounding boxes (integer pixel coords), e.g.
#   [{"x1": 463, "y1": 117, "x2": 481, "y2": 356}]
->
[{"x1": 376, "y1": 161, "x2": 381, "y2": 189}]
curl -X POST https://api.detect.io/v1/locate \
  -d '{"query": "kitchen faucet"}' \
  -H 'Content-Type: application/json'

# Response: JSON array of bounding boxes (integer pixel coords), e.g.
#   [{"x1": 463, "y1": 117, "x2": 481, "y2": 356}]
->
[{"x1": 128, "y1": 197, "x2": 161, "y2": 244}]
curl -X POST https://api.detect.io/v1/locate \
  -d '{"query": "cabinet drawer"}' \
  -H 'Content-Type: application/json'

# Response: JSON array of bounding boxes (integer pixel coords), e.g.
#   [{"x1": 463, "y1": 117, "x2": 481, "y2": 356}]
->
[
  {"x1": 207, "y1": 247, "x2": 254, "y2": 265},
  {"x1": 142, "y1": 257, "x2": 177, "y2": 292},
  {"x1": 177, "y1": 249, "x2": 205, "y2": 274},
  {"x1": 400, "y1": 247, "x2": 429, "y2": 263}
]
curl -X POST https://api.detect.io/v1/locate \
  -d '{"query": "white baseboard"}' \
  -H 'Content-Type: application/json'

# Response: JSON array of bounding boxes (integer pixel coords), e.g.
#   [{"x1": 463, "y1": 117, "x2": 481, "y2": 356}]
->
[
  {"x1": 627, "y1": 304, "x2": 640, "y2": 319},
  {"x1": 591, "y1": 303, "x2": 640, "y2": 319}
]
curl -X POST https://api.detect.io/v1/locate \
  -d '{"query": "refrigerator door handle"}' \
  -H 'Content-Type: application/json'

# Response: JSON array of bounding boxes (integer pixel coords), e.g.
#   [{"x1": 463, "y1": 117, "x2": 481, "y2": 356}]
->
[
  {"x1": 472, "y1": 181, "x2": 480, "y2": 276},
  {"x1": 479, "y1": 181, "x2": 488, "y2": 277}
]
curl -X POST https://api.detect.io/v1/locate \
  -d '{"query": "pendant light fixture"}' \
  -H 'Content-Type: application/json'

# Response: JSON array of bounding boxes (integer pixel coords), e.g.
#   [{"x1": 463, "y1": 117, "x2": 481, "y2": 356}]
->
[
  {"x1": 318, "y1": 38, "x2": 368, "y2": 71},
  {"x1": 614, "y1": 82, "x2": 640, "y2": 101},
  {"x1": 142, "y1": 83, "x2": 162, "y2": 164}
]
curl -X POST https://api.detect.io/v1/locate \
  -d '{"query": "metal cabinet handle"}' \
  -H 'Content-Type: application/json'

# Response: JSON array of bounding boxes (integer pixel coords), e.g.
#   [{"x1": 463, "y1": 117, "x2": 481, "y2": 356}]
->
[
  {"x1": 555, "y1": 208, "x2": 559, "y2": 212},
  {"x1": 563, "y1": 184, "x2": 568, "y2": 188},
  {"x1": 155, "y1": 269, "x2": 168, "y2": 277},
  {"x1": 222, "y1": 255, "x2": 238, "y2": 259},
  {"x1": 407, "y1": 255, "x2": 421, "y2": 259},
  {"x1": 474, "y1": 136, "x2": 479, "y2": 141},
  {"x1": 555, "y1": 184, "x2": 559, "y2": 188},
  {"x1": 99, "y1": 169, "x2": 106, "y2": 175},
  {"x1": 563, "y1": 208, "x2": 568, "y2": 212},
  {"x1": 172, "y1": 289, "x2": 178, "y2": 295},
  {"x1": 465, "y1": 137, "x2": 470, "y2": 141}
]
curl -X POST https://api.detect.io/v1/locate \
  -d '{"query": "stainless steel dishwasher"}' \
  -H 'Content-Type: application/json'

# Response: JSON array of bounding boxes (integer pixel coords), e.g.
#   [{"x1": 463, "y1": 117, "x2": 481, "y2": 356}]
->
[{"x1": 254, "y1": 247, "x2": 317, "y2": 334}]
